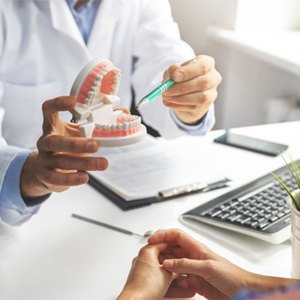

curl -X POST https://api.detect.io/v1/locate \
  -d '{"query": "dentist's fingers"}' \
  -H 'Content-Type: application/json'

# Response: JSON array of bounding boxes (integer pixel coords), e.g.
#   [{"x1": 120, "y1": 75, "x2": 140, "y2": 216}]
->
[
  {"x1": 171, "y1": 55, "x2": 216, "y2": 82},
  {"x1": 43, "y1": 154, "x2": 109, "y2": 171},
  {"x1": 37, "y1": 135, "x2": 100, "y2": 154},
  {"x1": 164, "y1": 71, "x2": 219, "y2": 97},
  {"x1": 37, "y1": 169, "x2": 90, "y2": 190},
  {"x1": 42, "y1": 96, "x2": 77, "y2": 133}
]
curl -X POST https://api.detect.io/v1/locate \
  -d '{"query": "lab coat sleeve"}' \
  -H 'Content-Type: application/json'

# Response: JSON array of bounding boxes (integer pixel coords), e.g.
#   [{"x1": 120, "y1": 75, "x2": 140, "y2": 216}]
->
[
  {"x1": 170, "y1": 106, "x2": 215, "y2": 135},
  {"x1": 0, "y1": 91, "x2": 45, "y2": 225},
  {"x1": 131, "y1": 0, "x2": 215, "y2": 138},
  {"x1": 0, "y1": 8, "x2": 14, "y2": 189},
  {"x1": 0, "y1": 151, "x2": 42, "y2": 226},
  {"x1": 0, "y1": 53, "x2": 42, "y2": 226},
  {"x1": 0, "y1": 82, "x2": 17, "y2": 191},
  {"x1": 0, "y1": 3, "x2": 50, "y2": 226}
]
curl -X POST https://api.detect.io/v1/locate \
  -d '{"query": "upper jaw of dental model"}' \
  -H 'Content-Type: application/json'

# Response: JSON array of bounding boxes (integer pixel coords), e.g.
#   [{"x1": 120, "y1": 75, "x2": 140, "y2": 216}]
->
[
  {"x1": 70, "y1": 58, "x2": 144, "y2": 141},
  {"x1": 70, "y1": 59, "x2": 121, "y2": 107}
]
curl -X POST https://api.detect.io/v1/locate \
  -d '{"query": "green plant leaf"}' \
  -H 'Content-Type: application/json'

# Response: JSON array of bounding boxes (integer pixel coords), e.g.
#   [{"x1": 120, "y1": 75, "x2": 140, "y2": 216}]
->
[
  {"x1": 288, "y1": 153, "x2": 300, "y2": 189},
  {"x1": 282, "y1": 154, "x2": 300, "y2": 190},
  {"x1": 272, "y1": 172, "x2": 300, "y2": 211}
]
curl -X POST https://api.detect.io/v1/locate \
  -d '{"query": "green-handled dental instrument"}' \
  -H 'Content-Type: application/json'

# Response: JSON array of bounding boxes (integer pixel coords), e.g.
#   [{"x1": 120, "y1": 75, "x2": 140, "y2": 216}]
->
[
  {"x1": 136, "y1": 78, "x2": 175, "y2": 109},
  {"x1": 135, "y1": 57, "x2": 197, "y2": 109}
]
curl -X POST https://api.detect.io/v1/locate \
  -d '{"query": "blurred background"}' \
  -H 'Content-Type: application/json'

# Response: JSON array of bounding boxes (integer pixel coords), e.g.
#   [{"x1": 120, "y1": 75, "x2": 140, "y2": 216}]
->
[{"x1": 169, "y1": 0, "x2": 300, "y2": 129}]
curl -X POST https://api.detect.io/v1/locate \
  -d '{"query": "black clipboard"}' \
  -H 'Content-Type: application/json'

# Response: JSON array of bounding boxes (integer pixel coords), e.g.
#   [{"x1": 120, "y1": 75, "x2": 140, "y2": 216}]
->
[
  {"x1": 88, "y1": 174, "x2": 157, "y2": 210},
  {"x1": 88, "y1": 173, "x2": 230, "y2": 210}
]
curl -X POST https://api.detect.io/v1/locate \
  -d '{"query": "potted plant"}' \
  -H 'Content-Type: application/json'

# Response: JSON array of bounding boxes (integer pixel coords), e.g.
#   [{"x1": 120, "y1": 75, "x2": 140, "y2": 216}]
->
[{"x1": 273, "y1": 155, "x2": 300, "y2": 279}]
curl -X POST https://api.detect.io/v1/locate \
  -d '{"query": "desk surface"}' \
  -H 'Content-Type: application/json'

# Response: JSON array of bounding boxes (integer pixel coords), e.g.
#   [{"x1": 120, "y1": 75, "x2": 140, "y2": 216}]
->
[{"x1": 1, "y1": 122, "x2": 300, "y2": 300}]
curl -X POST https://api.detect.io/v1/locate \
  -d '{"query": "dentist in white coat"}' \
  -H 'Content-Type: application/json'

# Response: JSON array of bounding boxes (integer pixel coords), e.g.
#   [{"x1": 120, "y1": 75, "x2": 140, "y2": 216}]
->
[{"x1": 0, "y1": 0, "x2": 222, "y2": 225}]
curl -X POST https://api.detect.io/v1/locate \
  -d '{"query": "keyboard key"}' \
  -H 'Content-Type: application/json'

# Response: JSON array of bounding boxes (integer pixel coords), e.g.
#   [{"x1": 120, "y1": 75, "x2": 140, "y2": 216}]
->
[
  {"x1": 210, "y1": 209, "x2": 222, "y2": 217},
  {"x1": 264, "y1": 213, "x2": 272, "y2": 219},
  {"x1": 270, "y1": 215, "x2": 278, "y2": 222},
  {"x1": 259, "y1": 221, "x2": 269, "y2": 229},
  {"x1": 228, "y1": 214, "x2": 242, "y2": 222},
  {"x1": 229, "y1": 199, "x2": 239, "y2": 207},
  {"x1": 220, "y1": 206, "x2": 230, "y2": 212},
  {"x1": 239, "y1": 216, "x2": 251, "y2": 224},
  {"x1": 251, "y1": 221, "x2": 259, "y2": 228},
  {"x1": 220, "y1": 213, "x2": 230, "y2": 220},
  {"x1": 257, "y1": 209, "x2": 265, "y2": 215}
]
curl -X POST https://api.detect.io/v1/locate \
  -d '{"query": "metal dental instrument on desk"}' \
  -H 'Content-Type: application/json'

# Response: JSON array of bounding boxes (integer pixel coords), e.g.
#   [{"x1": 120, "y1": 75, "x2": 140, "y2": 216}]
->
[
  {"x1": 136, "y1": 57, "x2": 198, "y2": 109},
  {"x1": 71, "y1": 214, "x2": 154, "y2": 239}
]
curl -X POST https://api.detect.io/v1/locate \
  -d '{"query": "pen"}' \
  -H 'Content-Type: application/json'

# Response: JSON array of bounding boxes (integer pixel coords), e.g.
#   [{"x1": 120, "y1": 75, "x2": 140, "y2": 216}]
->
[{"x1": 136, "y1": 57, "x2": 197, "y2": 109}]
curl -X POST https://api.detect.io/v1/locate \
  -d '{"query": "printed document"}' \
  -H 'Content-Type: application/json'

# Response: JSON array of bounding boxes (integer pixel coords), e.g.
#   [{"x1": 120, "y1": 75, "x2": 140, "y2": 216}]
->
[{"x1": 90, "y1": 136, "x2": 224, "y2": 201}]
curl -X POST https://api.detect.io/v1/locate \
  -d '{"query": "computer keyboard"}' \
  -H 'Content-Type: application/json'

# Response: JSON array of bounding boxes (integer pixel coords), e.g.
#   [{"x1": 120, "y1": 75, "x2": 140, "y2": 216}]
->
[{"x1": 180, "y1": 160, "x2": 300, "y2": 244}]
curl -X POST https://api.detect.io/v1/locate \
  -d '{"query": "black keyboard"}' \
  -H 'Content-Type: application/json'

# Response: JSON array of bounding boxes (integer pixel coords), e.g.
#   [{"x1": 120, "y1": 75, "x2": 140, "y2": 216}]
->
[{"x1": 180, "y1": 160, "x2": 299, "y2": 244}]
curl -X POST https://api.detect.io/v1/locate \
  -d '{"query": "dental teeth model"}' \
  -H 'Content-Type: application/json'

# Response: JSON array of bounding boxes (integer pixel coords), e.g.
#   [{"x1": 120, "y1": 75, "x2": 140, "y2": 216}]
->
[{"x1": 70, "y1": 58, "x2": 146, "y2": 147}]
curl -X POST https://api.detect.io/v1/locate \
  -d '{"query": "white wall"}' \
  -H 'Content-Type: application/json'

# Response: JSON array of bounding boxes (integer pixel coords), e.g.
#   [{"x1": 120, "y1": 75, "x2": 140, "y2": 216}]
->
[
  {"x1": 170, "y1": 0, "x2": 300, "y2": 129},
  {"x1": 169, "y1": 0, "x2": 237, "y2": 51},
  {"x1": 236, "y1": 0, "x2": 300, "y2": 32}
]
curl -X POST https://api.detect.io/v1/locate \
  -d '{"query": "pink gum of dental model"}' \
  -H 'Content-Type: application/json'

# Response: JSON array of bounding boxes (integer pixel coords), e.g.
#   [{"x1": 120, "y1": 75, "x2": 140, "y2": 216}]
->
[
  {"x1": 70, "y1": 58, "x2": 146, "y2": 147},
  {"x1": 75, "y1": 60, "x2": 117, "y2": 105}
]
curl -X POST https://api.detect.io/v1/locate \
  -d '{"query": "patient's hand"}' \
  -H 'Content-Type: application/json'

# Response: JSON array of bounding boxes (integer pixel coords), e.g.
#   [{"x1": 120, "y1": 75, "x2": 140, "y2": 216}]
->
[
  {"x1": 20, "y1": 96, "x2": 108, "y2": 198},
  {"x1": 148, "y1": 229, "x2": 299, "y2": 299},
  {"x1": 117, "y1": 243, "x2": 185, "y2": 300}
]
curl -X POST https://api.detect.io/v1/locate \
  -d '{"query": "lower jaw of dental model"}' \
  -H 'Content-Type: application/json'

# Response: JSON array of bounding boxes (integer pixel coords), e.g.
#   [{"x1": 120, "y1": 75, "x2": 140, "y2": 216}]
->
[
  {"x1": 93, "y1": 114, "x2": 142, "y2": 137},
  {"x1": 70, "y1": 58, "x2": 146, "y2": 147}
]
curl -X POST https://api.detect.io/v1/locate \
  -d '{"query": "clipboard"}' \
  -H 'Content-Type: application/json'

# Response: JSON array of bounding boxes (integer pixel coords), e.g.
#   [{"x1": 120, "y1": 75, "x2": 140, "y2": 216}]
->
[
  {"x1": 89, "y1": 174, "x2": 156, "y2": 209},
  {"x1": 87, "y1": 135, "x2": 231, "y2": 210},
  {"x1": 88, "y1": 173, "x2": 230, "y2": 210}
]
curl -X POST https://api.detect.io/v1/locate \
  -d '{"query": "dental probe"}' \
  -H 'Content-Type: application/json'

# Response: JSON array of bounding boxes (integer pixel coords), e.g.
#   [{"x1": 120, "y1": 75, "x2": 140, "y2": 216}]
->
[{"x1": 71, "y1": 213, "x2": 153, "y2": 239}]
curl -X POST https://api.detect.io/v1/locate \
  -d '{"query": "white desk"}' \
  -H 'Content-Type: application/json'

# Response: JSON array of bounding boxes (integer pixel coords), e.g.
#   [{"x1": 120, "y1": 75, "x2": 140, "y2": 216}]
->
[{"x1": 1, "y1": 122, "x2": 300, "y2": 300}]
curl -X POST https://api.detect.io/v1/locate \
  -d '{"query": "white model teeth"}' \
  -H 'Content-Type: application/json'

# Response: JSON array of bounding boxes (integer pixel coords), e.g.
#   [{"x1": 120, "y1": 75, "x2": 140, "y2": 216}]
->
[
  {"x1": 100, "y1": 68, "x2": 108, "y2": 75},
  {"x1": 93, "y1": 111, "x2": 141, "y2": 136},
  {"x1": 87, "y1": 69, "x2": 110, "y2": 102},
  {"x1": 112, "y1": 70, "x2": 121, "y2": 94},
  {"x1": 95, "y1": 122, "x2": 139, "y2": 131}
]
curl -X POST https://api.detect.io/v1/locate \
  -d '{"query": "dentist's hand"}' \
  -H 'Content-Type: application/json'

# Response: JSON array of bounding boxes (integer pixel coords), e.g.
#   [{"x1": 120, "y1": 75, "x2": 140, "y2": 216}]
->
[
  {"x1": 20, "y1": 96, "x2": 108, "y2": 198},
  {"x1": 163, "y1": 54, "x2": 222, "y2": 125}
]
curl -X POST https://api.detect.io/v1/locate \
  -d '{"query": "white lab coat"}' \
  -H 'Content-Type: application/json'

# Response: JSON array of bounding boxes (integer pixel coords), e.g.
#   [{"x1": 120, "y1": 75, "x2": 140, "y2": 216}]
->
[{"x1": 0, "y1": 0, "x2": 200, "y2": 189}]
